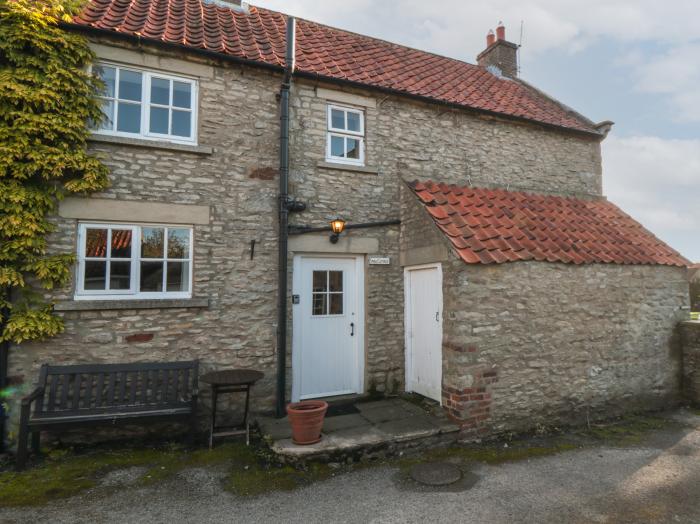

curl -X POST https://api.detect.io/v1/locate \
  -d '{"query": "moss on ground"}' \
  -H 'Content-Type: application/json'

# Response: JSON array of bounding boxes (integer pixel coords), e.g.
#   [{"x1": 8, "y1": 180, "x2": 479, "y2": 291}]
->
[
  {"x1": 0, "y1": 443, "x2": 243, "y2": 507},
  {"x1": 0, "y1": 411, "x2": 682, "y2": 506},
  {"x1": 574, "y1": 414, "x2": 671, "y2": 446}
]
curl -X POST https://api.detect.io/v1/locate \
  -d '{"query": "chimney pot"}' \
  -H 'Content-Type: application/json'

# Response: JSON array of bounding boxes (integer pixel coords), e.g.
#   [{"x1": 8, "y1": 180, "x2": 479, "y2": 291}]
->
[
  {"x1": 477, "y1": 22, "x2": 518, "y2": 78},
  {"x1": 486, "y1": 30, "x2": 496, "y2": 47},
  {"x1": 496, "y1": 22, "x2": 505, "y2": 41}
]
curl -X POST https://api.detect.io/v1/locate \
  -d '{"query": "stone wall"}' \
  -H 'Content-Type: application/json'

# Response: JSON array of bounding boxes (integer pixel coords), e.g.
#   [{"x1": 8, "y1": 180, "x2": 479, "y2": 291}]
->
[
  {"x1": 442, "y1": 259, "x2": 688, "y2": 437},
  {"x1": 681, "y1": 321, "x2": 700, "y2": 405},
  {"x1": 6, "y1": 33, "x2": 608, "y2": 442},
  {"x1": 6, "y1": 38, "x2": 284, "y2": 434},
  {"x1": 291, "y1": 80, "x2": 603, "y2": 199}
]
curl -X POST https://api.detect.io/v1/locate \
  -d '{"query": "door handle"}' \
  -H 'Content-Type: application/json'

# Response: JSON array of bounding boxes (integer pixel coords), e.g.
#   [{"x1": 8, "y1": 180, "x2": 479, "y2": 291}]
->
[
  {"x1": 435, "y1": 311, "x2": 440, "y2": 322},
  {"x1": 350, "y1": 322, "x2": 355, "y2": 336}
]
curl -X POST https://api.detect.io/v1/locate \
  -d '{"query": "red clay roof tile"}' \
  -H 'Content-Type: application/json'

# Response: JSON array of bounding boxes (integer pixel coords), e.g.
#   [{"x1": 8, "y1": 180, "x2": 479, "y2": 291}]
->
[
  {"x1": 73, "y1": 0, "x2": 599, "y2": 134},
  {"x1": 410, "y1": 181, "x2": 688, "y2": 267}
]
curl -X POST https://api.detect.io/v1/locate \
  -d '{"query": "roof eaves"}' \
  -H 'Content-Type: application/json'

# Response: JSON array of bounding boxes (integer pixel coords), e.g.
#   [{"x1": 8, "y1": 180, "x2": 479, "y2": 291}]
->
[{"x1": 60, "y1": 21, "x2": 286, "y2": 74}]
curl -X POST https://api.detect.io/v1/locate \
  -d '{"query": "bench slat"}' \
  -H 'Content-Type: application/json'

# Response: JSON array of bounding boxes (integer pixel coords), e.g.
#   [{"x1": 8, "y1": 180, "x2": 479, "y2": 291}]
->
[
  {"x1": 59, "y1": 374, "x2": 70, "y2": 410},
  {"x1": 45, "y1": 361, "x2": 198, "y2": 374},
  {"x1": 71, "y1": 374, "x2": 82, "y2": 411},
  {"x1": 29, "y1": 361, "x2": 198, "y2": 419},
  {"x1": 95, "y1": 372, "x2": 105, "y2": 408}
]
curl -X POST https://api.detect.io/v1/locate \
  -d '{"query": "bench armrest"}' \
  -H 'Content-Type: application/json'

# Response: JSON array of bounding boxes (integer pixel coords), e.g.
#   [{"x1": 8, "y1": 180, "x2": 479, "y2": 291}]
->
[{"x1": 21, "y1": 387, "x2": 45, "y2": 407}]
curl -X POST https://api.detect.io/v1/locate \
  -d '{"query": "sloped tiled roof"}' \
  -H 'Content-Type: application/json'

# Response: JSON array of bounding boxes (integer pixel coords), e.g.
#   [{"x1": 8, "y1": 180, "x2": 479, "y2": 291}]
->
[
  {"x1": 410, "y1": 181, "x2": 688, "y2": 267},
  {"x1": 72, "y1": 0, "x2": 599, "y2": 134}
]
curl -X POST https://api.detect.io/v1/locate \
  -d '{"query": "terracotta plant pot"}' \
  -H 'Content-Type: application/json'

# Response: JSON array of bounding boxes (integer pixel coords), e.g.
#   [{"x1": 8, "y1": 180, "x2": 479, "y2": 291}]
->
[{"x1": 286, "y1": 400, "x2": 328, "y2": 445}]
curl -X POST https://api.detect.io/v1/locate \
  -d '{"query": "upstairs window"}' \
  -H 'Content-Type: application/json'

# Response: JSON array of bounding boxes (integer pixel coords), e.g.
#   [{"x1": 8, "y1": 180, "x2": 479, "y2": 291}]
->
[
  {"x1": 77, "y1": 223, "x2": 193, "y2": 300},
  {"x1": 326, "y1": 105, "x2": 365, "y2": 166},
  {"x1": 91, "y1": 63, "x2": 197, "y2": 144}
]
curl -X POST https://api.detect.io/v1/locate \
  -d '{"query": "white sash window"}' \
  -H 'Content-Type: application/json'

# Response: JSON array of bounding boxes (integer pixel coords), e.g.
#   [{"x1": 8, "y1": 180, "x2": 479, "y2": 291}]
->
[{"x1": 76, "y1": 223, "x2": 193, "y2": 300}]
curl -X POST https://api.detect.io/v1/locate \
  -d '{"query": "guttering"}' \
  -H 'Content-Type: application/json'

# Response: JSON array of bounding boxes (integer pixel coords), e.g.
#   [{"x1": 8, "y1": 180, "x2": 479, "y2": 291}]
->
[{"x1": 275, "y1": 16, "x2": 296, "y2": 418}]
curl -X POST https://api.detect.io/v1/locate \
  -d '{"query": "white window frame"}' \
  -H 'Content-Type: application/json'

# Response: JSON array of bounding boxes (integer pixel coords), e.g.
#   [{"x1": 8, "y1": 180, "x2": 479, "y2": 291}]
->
[
  {"x1": 91, "y1": 62, "x2": 199, "y2": 145},
  {"x1": 325, "y1": 104, "x2": 365, "y2": 166},
  {"x1": 75, "y1": 222, "x2": 194, "y2": 300}
]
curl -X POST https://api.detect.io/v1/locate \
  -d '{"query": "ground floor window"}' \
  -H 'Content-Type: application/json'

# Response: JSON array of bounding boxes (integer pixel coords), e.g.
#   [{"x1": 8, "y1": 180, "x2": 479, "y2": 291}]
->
[{"x1": 76, "y1": 223, "x2": 193, "y2": 299}]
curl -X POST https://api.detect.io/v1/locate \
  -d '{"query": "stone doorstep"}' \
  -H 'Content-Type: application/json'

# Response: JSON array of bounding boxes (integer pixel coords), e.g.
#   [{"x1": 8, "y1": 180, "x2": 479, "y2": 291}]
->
[{"x1": 259, "y1": 398, "x2": 460, "y2": 460}]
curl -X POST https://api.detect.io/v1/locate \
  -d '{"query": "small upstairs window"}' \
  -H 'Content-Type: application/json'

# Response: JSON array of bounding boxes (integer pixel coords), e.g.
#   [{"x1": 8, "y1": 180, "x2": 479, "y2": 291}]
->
[
  {"x1": 91, "y1": 63, "x2": 197, "y2": 144},
  {"x1": 326, "y1": 104, "x2": 365, "y2": 166}
]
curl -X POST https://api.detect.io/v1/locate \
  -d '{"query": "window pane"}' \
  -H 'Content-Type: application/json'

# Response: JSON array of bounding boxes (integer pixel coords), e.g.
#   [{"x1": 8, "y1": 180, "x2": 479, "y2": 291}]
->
[
  {"x1": 140, "y1": 261, "x2": 163, "y2": 292},
  {"x1": 171, "y1": 110, "x2": 191, "y2": 137},
  {"x1": 330, "y1": 135, "x2": 344, "y2": 158},
  {"x1": 312, "y1": 293, "x2": 327, "y2": 316},
  {"x1": 116, "y1": 102, "x2": 141, "y2": 133},
  {"x1": 331, "y1": 108, "x2": 345, "y2": 129},
  {"x1": 149, "y1": 106, "x2": 169, "y2": 134},
  {"x1": 84, "y1": 261, "x2": 106, "y2": 290},
  {"x1": 109, "y1": 261, "x2": 131, "y2": 290},
  {"x1": 329, "y1": 293, "x2": 343, "y2": 315},
  {"x1": 94, "y1": 65, "x2": 115, "y2": 98},
  {"x1": 346, "y1": 138, "x2": 360, "y2": 159},
  {"x1": 119, "y1": 69, "x2": 142, "y2": 101},
  {"x1": 312, "y1": 271, "x2": 327, "y2": 293},
  {"x1": 347, "y1": 111, "x2": 361, "y2": 132},
  {"x1": 110, "y1": 229, "x2": 132, "y2": 258},
  {"x1": 172, "y1": 81, "x2": 192, "y2": 108},
  {"x1": 150, "y1": 77, "x2": 170, "y2": 105},
  {"x1": 329, "y1": 271, "x2": 343, "y2": 292},
  {"x1": 141, "y1": 228, "x2": 164, "y2": 258},
  {"x1": 167, "y1": 229, "x2": 190, "y2": 258},
  {"x1": 85, "y1": 228, "x2": 107, "y2": 257},
  {"x1": 111, "y1": 230, "x2": 131, "y2": 258},
  {"x1": 166, "y1": 261, "x2": 189, "y2": 292},
  {"x1": 97, "y1": 100, "x2": 114, "y2": 131}
]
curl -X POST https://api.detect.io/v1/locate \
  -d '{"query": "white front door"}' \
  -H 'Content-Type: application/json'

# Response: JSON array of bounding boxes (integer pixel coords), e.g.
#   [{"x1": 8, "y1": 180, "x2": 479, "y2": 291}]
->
[
  {"x1": 292, "y1": 256, "x2": 364, "y2": 401},
  {"x1": 404, "y1": 264, "x2": 443, "y2": 403}
]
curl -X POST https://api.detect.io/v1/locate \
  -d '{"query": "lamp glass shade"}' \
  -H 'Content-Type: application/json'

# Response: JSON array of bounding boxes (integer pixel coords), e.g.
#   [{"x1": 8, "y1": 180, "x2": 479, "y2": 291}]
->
[{"x1": 330, "y1": 218, "x2": 346, "y2": 235}]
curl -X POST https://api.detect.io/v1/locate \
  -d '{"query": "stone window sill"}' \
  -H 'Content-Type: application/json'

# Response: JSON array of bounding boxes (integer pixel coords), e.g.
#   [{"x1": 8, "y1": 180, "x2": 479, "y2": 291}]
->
[
  {"x1": 88, "y1": 134, "x2": 214, "y2": 155},
  {"x1": 317, "y1": 161, "x2": 379, "y2": 175},
  {"x1": 54, "y1": 298, "x2": 210, "y2": 312}
]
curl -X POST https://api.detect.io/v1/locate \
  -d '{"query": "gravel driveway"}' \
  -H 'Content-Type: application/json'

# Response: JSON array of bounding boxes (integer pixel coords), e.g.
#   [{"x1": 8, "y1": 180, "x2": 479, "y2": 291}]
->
[{"x1": 1, "y1": 410, "x2": 699, "y2": 524}]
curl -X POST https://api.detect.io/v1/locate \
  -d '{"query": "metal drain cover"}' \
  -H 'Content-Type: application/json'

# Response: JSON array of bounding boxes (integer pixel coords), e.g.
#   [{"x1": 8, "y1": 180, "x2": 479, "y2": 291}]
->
[{"x1": 410, "y1": 462, "x2": 462, "y2": 486}]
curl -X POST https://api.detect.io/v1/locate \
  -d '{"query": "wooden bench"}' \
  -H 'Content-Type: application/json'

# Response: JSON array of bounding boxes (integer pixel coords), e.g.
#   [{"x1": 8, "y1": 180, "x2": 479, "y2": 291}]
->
[{"x1": 16, "y1": 360, "x2": 199, "y2": 470}]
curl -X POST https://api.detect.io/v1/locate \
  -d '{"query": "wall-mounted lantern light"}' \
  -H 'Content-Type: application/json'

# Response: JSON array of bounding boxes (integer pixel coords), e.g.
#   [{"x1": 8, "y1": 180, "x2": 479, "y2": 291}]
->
[{"x1": 329, "y1": 217, "x2": 346, "y2": 244}]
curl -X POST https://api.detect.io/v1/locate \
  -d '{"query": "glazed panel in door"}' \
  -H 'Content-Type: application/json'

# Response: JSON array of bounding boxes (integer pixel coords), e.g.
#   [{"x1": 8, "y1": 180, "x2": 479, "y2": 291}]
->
[
  {"x1": 297, "y1": 257, "x2": 360, "y2": 400},
  {"x1": 405, "y1": 265, "x2": 443, "y2": 403}
]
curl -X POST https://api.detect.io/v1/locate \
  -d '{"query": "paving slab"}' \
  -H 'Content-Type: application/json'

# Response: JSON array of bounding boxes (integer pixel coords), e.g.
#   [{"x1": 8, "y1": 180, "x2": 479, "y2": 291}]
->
[
  {"x1": 323, "y1": 413, "x2": 370, "y2": 433},
  {"x1": 359, "y1": 404, "x2": 413, "y2": 424},
  {"x1": 259, "y1": 398, "x2": 460, "y2": 461},
  {"x1": 356, "y1": 399, "x2": 398, "y2": 412},
  {"x1": 272, "y1": 426, "x2": 388, "y2": 457},
  {"x1": 375, "y1": 415, "x2": 440, "y2": 442},
  {"x1": 257, "y1": 416, "x2": 292, "y2": 440}
]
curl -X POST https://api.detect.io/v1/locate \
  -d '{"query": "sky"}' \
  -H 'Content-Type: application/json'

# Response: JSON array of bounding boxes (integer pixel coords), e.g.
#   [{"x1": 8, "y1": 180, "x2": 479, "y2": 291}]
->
[{"x1": 256, "y1": 0, "x2": 700, "y2": 262}]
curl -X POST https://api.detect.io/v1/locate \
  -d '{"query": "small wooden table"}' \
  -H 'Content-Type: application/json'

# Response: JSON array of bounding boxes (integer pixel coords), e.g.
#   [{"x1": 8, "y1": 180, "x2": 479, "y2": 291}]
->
[{"x1": 200, "y1": 369, "x2": 264, "y2": 448}]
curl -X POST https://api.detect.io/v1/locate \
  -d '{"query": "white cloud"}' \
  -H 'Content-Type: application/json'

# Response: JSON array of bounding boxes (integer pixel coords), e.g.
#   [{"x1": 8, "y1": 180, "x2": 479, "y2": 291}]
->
[
  {"x1": 603, "y1": 135, "x2": 700, "y2": 260},
  {"x1": 633, "y1": 44, "x2": 700, "y2": 122},
  {"x1": 255, "y1": 0, "x2": 700, "y2": 58}
]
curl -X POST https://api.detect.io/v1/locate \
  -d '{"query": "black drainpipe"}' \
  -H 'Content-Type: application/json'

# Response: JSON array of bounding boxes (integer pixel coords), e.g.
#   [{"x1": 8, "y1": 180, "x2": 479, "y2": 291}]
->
[{"x1": 276, "y1": 16, "x2": 296, "y2": 418}]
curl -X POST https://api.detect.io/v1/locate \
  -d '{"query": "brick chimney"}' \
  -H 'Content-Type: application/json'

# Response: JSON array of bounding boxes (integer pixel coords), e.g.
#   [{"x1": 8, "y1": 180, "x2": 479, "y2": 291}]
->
[{"x1": 477, "y1": 22, "x2": 518, "y2": 78}]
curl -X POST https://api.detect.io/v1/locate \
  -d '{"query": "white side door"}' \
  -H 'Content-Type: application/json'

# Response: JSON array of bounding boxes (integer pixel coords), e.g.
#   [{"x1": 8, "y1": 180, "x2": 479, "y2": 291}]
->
[
  {"x1": 292, "y1": 256, "x2": 364, "y2": 401},
  {"x1": 404, "y1": 264, "x2": 443, "y2": 403}
]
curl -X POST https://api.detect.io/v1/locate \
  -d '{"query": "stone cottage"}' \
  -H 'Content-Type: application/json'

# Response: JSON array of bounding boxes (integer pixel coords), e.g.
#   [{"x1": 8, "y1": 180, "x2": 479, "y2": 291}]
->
[{"x1": 4, "y1": 0, "x2": 690, "y2": 440}]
